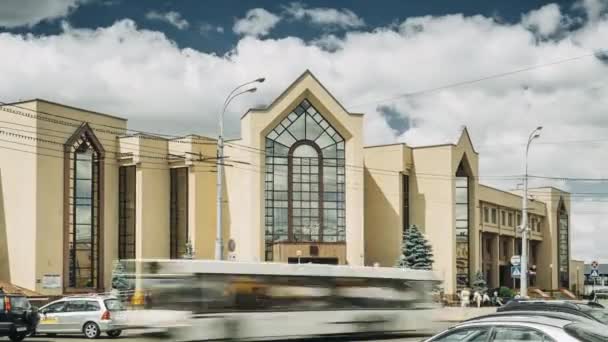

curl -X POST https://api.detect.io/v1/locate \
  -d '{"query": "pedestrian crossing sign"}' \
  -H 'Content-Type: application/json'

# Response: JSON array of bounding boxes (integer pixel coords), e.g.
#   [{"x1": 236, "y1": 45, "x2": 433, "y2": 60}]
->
[
  {"x1": 511, "y1": 265, "x2": 521, "y2": 278},
  {"x1": 591, "y1": 269, "x2": 600, "y2": 278}
]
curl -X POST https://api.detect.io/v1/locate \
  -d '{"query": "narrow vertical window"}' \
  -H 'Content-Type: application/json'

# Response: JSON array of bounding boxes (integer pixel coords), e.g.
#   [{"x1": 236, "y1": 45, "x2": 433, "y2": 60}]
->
[
  {"x1": 118, "y1": 166, "x2": 136, "y2": 259},
  {"x1": 455, "y1": 160, "x2": 470, "y2": 289},
  {"x1": 65, "y1": 124, "x2": 103, "y2": 290},
  {"x1": 402, "y1": 174, "x2": 409, "y2": 233},
  {"x1": 558, "y1": 200, "x2": 569, "y2": 288},
  {"x1": 170, "y1": 167, "x2": 189, "y2": 259}
]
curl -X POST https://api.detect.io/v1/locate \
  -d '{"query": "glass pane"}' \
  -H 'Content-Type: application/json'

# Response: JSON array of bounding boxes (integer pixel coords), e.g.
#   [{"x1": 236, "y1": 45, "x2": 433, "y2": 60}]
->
[
  {"x1": 76, "y1": 179, "x2": 92, "y2": 198},
  {"x1": 322, "y1": 145, "x2": 337, "y2": 158},
  {"x1": 306, "y1": 113, "x2": 324, "y2": 140},
  {"x1": 455, "y1": 187, "x2": 468, "y2": 204},
  {"x1": 493, "y1": 328, "x2": 545, "y2": 342},
  {"x1": 293, "y1": 144, "x2": 318, "y2": 158},
  {"x1": 76, "y1": 160, "x2": 92, "y2": 179},
  {"x1": 455, "y1": 177, "x2": 468, "y2": 187},
  {"x1": 288, "y1": 114, "x2": 306, "y2": 140},
  {"x1": 316, "y1": 131, "x2": 335, "y2": 149},
  {"x1": 76, "y1": 205, "x2": 92, "y2": 224},
  {"x1": 76, "y1": 150, "x2": 92, "y2": 161},
  {"x1": 276, "y1": 131, "x2": 296, "y2": 147},
  {"x1": 456, "y1": 204, "x2": 468, "y2": 220},
  {"x1": 273, "y1": 143, "x2": 289, "y2": 156}
]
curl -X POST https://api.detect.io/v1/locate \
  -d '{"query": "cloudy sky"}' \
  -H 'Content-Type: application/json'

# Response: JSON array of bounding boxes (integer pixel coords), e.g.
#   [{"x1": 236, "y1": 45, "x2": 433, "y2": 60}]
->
[{"x1": 1, "y1": 0, "x2": 608, "y2": 263}]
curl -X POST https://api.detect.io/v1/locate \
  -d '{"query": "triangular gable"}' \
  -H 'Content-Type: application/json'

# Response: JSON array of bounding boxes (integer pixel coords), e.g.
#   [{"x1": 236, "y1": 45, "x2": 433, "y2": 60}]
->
[
  {"x1": 456, "y1": 126, "x2": 478, "y2": 155},
  {"x1": 64, "y1": 123, "x2": 105, "y2": 158},
  {"x1": 243, "y1": 70, "x2": 361, "y2": 141}
]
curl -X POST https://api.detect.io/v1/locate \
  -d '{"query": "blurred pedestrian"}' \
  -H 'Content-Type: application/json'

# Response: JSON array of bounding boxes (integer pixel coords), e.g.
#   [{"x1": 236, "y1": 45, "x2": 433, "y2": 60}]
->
[
  {"x1": 482, "y1": 292, "x2": 491, "y2": 306},
  {"x1": 473, "y1": 291, "x2": 482, "y2": 308},
  {"x1": 460, "y1": 288, "x2": 470, "y2": 307}
]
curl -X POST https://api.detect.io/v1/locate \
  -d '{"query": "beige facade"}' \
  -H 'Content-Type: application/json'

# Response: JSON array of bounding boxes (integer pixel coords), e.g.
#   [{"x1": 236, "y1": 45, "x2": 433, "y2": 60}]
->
[{"x1": 0, "y1": 71, "x2": 573, "y2": 296}]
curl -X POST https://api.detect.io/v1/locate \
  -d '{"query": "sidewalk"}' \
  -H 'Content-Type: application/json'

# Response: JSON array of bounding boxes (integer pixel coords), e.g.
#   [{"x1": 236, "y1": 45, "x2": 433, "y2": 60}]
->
[{"x1": 431, "y1": 306, "x2": 497, "y2": 322}]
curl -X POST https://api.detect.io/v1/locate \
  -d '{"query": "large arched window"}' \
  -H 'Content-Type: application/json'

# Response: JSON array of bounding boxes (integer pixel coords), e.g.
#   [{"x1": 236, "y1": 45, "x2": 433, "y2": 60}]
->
[
  {"x1": 65, "y1": 124, "x2": 104, "y2": 290},
  {"x1": 264, "y1": 99, "x2": 345, "y2": 261}
]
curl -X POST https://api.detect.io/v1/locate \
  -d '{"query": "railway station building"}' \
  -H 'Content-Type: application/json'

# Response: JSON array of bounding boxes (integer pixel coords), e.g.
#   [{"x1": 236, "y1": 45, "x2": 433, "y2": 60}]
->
[{"x1": 0, "y1": 71, "x2": 579, "y2": 296}]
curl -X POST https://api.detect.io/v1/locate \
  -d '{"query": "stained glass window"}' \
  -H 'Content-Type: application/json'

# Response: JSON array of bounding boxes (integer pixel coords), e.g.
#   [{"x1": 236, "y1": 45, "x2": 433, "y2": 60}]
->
[{"x1": 264, "y1": 99, "x2": 345, "y2": 261}]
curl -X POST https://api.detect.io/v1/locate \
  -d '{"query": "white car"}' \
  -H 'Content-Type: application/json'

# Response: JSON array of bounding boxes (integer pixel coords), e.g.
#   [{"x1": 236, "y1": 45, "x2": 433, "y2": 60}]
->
[{"x1": 424, "y1": 313, "x2": 608, "y2": 342}]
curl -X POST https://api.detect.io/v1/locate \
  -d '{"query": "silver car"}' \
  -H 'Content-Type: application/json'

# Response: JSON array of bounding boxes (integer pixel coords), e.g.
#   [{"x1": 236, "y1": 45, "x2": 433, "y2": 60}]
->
[
  {"x1": 36, "y1": 295, "x2": 126, "y2": 339},
  {"x1": 424, "y1": 313, "x2": 608, "y2": 341}
]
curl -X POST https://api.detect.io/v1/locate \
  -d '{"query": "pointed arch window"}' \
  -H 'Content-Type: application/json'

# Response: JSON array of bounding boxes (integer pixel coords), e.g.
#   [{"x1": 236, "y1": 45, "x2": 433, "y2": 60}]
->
[
  {"x1": 455, "y1": 159, "x2": 471, "y2": 290},
  {"x1": 264, "y1": 99, "x2": 345, "y2": 261},
  {"x1": 64, "y1": 124, "x2": 104, "y2": 290}
]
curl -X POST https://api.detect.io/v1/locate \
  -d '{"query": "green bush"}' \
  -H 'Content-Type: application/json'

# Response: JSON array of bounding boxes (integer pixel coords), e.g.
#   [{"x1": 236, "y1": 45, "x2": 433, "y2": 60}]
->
[{"x1": 498, "y1": 286, "x2": 515, "y2": 298}]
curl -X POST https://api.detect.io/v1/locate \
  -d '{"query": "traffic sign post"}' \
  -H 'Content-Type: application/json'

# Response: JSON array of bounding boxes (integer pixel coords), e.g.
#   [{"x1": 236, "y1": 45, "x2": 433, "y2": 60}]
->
[
  {"x1": 511, "y1": 255, "x2": 521, "y2": 266},
  {"x1": 511, "y1": 265, "x2": 521, "y2": 279}
]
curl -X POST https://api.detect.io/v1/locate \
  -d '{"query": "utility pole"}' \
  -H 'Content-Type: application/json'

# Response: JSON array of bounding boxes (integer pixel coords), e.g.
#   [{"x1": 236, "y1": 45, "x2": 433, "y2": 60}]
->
[
  {"x1": 215, "y1": 77, "x2": 265, "y2": 260},
  {"x1": 520, "y1": 126, "x2": 542, "y2": 298}
]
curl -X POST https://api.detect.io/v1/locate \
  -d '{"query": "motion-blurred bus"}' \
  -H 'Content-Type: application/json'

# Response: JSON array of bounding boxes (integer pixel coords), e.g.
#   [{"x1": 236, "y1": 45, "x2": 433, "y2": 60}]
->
[{"x1": 122, "y1": 259, "x2": 441, "y2": 341}]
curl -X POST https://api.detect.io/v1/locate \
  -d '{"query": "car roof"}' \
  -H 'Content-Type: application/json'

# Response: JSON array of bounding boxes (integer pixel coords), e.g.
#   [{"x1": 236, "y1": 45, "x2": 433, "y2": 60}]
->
[
  {"x1": 58, "y1": 294, "x2": 117, "y2": 301},
  {"x1": 459, "y1": 314, "x2": 573, "y2": 329},
  {"x1": 467, "y1": 311, "x2": 596, "y2": 324}
]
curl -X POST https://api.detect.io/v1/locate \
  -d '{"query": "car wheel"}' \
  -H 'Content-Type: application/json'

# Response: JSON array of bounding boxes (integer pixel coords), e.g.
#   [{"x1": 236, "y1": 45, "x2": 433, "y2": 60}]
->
[
  {"x1": 83, "y1": 321, "x2": 101, "y2": 339},
  {"x1": 8, "y1": 332, "x2": 27, "y2": 342},
  {"x1": 107, "y1": 330, "x2": 122, "y2": 338}
]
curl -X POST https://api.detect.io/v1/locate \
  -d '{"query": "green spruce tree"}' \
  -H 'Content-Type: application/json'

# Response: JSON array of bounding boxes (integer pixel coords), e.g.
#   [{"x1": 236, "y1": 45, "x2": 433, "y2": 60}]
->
[
  {"x1": 395, "y1": 225, "x2": 434, "y2": 270},
  {"x1": 472, "y1": 270, "x2": 488, "y2": 294},
  {"x1": 111, "y1": 260, "x2": 130, "y2": 298}
]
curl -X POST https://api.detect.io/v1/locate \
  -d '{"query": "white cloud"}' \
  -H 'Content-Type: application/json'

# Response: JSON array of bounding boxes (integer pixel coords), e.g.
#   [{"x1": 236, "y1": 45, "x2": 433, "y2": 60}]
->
[
  {"x1": 233, "y1": 8, "x2": 280, "y2": 37},
  {"x1": 0, "y1": 0, "x2": 82, "y2": 28},
  {"x1": 145, "y1": 10, "x2": 189, "y2": 30},
  {"x1": 284, "y1": 2, "x2": 365, "y2": 29},
  {"x1": 1, "y1": 3, "x2": 608, "y2": 261},
  {"x1": 576, "y1": 0, "x2": 608, "y2": 22},
  {"x1": 522, "y1": 4, "x2": 563, "y2": 36},
  {"x1": 200, "y1": 23, "x2": 224, "y2": 35}
]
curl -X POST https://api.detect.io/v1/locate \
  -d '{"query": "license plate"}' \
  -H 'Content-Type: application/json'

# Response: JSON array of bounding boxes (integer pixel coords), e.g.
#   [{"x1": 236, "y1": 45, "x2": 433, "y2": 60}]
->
[{"x1": 16, "y1": 327, "x2": 27, "y2": 332}]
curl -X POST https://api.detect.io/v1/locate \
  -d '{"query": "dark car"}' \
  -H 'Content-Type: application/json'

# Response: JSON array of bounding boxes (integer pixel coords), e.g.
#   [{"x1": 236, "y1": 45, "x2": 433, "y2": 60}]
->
[
  {"x1": 0, "y1": 290, "x2": 39, "y2": 341},
  {"x1": 498, "y1": 300, "x2": 608, "y2": 325}
]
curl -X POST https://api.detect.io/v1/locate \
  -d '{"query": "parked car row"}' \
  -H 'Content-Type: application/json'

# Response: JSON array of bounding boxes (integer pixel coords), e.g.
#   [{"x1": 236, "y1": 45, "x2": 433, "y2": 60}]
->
[
  {"x1": 424, "y1": 299, "x2": 608, "y2": 341},
  {"x1": 0, "y1": 289, "x2": 127, "y2": 341}
]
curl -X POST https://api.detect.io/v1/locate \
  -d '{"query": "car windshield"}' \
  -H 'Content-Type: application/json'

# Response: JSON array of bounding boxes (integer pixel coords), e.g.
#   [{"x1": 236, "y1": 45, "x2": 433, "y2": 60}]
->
[
  {"x1": 104, "y1": 299, "x2": 124, "y2": 311},
  {"x1": 565, "y1": 323, "x2": 608, "y2": 342},
  {"x1": 9, "y1": 296, "x2": 31, "y2": 309},
  {"x1": 579, "y1": 307, "x2": 608, "y2": 325}
]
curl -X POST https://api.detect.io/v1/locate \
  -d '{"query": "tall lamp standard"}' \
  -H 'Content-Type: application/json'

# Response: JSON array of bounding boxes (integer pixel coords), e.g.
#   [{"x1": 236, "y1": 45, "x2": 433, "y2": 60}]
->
[
  {"x1": 215, "y1": 78, "x2": 265, "y2": 260},
  {"x1": 520, "y1": 126, "x2": 542, "y2": 298}
]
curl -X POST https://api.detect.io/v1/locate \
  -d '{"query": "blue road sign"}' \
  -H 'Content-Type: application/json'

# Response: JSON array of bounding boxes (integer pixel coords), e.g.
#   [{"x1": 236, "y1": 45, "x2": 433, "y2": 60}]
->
[
  {"x1": 590, "y1": 269, "x2": 600, "y2": 278},
  {"x1": 511, "y1": 265, "x2": 521, "y2": 278}
]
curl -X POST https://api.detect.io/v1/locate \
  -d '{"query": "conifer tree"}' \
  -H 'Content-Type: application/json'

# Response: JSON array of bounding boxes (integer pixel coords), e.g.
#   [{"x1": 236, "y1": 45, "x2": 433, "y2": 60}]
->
[{"x1": 395, "y1": 225, "x2": 434, "y2": 270}]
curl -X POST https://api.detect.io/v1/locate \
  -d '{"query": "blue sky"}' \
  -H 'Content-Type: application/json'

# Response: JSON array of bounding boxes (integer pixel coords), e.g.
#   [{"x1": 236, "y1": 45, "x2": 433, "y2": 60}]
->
[
  {"x1": 1, "y1": 0, "x2": 608, "y2": 261},
  {"x1": 1, "y1": 0, "x2": 582, "y2": 53}
]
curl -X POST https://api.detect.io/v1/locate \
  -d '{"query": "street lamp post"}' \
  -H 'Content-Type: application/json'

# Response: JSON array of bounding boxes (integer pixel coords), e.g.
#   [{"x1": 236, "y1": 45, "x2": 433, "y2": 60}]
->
[
  {"x1": 215, "y1": 78, "x2": 265, "y2": 260},
  {"x1": 520, "y1": 126, "x2": 542, "y2": 298}
]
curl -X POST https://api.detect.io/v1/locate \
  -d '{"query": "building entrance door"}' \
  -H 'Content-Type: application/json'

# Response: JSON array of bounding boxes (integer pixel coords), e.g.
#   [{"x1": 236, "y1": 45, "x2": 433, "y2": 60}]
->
[{"x1": 287, "y1": 257, "x2": 339, "y2": 265}]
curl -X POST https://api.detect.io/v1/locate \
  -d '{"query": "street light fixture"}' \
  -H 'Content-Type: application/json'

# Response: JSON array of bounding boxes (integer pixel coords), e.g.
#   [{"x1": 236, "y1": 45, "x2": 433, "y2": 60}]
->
[
  {"x1": 520, "y1": 126, "x2": 542, "y2": 298},
  {"x1": 215, "y1": 78, "x2": 265, "y2": 261}
]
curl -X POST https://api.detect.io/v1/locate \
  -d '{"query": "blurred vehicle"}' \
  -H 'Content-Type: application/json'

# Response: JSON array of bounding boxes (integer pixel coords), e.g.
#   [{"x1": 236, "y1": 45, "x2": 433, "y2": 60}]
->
[
  {"x1": 593, "y1": 292, "x2": 608, "y2": 307},
  {"x1": 0, "y1": 289, "x2": 39, "y2": 341},
  {"x1": 36, "y1": 294, "x2": 127, "y2": 339},
  {"x1": 424, "y1": 314, "x2": 608, "y2": 341},
  {"x1": 497, "y1": 300, "x2": 608, "y2": 325},
  {"x1": 122, "y1": 259, "x2": 440, "y2": 341}
]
